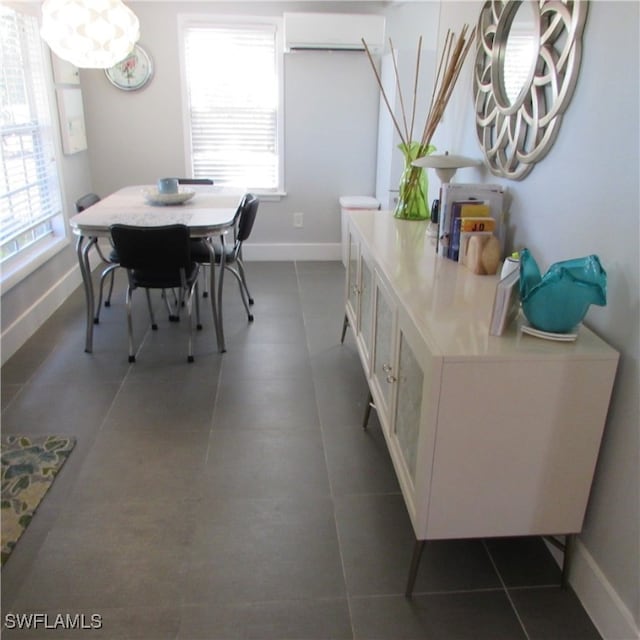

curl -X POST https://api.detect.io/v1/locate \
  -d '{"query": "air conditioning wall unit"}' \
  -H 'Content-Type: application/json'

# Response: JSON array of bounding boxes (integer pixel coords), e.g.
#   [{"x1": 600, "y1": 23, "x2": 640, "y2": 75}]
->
[{"x1": 283, "y1": 12, "x2": 385, "y2": 52}]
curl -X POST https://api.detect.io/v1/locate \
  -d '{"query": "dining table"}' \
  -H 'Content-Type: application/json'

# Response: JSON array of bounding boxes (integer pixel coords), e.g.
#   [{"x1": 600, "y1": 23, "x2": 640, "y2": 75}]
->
[{"x1": 69, "y1": 185, "x2": 242, "y2": 355}]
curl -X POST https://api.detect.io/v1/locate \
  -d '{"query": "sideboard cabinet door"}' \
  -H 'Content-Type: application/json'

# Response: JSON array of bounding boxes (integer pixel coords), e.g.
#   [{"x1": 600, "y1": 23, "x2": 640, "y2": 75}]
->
[
  {"x1": 358, "y1": 253, "x2": 374, "y2": 368},
  {"x1": 393, "y1": 329, "x2": 424, "y2": 484},
  {"x1": 345, "y1": 228, "x2": 360, "y2": 327},
  {"x1": 386, "y1": 311, "x2": 439, "y2": 536},
  {"x1": 345, "y1": 227, "x2": 375, "y2": 373},
  {"x1": 371, "y1": 274, "x2": 396, "y2": 432}
]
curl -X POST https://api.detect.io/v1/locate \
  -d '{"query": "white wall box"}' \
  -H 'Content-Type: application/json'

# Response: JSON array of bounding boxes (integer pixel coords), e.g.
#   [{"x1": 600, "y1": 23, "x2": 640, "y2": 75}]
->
[
  {"x1": 283, "y1": 12, "x2": 385, "y2": 51},
  {"x1": 56, "y1": 88, "x2": 88, "y2": 154},
  {"x1": 344, "y1": 209, "x2": 619, "y2": 596},
  {"x1": 339, "y1": 195, "x2": 379, "y2": 266},
  {"x1": 51, "y1": 54, "x2": 80, "y2": 85}
]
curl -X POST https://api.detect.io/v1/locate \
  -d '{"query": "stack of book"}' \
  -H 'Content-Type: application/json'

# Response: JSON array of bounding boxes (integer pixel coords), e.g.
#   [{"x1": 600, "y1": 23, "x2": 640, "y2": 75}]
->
[{"x1": 437, "y1": 183, "x2": 506, "y2": 262}]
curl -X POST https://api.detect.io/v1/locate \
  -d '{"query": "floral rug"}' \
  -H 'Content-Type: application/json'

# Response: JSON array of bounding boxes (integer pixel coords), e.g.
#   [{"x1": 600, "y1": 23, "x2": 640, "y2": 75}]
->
[{"x1": 1, "y1": 435, "x2": 75, "y2": 565}]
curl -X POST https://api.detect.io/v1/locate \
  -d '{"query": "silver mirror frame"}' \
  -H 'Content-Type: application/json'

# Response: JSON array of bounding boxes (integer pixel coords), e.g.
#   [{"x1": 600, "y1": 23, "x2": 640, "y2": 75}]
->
[{"x1": 473, "y1": 0, "x2": 589, "y2": 180}]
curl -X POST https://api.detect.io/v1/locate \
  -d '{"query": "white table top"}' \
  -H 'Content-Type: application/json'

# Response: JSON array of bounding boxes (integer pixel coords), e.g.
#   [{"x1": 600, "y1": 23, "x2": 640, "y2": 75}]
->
[{"x1": 69, "y1": 185, "x2": 242, "y2": 238}]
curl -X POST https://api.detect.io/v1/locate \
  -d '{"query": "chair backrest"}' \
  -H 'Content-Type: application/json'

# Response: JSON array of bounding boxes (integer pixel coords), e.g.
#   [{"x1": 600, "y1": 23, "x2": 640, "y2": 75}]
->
[
  {"x1": 177, "y1": 178, "x2": 214, "y2": 186},
  {"x1": 110, "y1": 224, "x2": 192, "y2": 272},
  {"x1": 230, "y1": 193, "x2": 250, "y2": 228},
  {"x1": 236, "y1": 194, "x2": 259, "y2": 243},
  {"x1": 75, "y1": 193, "x2": 101, "y2": 212}
]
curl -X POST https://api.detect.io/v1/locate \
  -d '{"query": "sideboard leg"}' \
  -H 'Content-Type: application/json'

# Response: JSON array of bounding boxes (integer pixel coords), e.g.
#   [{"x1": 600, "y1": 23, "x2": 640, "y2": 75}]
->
[
  {"x1": 405, "y1": 539, "x2": 426, "y2": 598},
  {"x1": 362, "y1": 391, "x2": 373, "y2": 431},
  {"x1": 340, "y1": 314, "x2": 349, "y2": 343},
  {"x1": 561, "y1": 534, "x2": 575, "y2": 589}
]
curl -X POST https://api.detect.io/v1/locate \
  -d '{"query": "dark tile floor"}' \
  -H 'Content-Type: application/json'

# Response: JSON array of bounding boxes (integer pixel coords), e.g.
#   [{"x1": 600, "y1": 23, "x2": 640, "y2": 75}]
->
[{"x1": 1, "y1": 261, "x2": 602, "y2": 639}]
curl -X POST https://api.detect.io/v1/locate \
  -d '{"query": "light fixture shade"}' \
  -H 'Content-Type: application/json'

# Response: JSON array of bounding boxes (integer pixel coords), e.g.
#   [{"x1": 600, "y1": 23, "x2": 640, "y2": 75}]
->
[
  {"x1": 412, "y1": 152, "x2": 481, "y2": 184},
  {"x1": 411, "y1": 153, "x2": 480, "y2": 170},
  {"x1": 41, "y1": 0, "x2": 140, "y2": 69}
]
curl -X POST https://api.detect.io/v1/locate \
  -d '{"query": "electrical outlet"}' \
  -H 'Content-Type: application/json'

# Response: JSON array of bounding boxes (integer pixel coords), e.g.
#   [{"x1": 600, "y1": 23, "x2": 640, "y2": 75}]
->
[{"x1": 293, "y1": 212, "x2": 304, "y2": 228}]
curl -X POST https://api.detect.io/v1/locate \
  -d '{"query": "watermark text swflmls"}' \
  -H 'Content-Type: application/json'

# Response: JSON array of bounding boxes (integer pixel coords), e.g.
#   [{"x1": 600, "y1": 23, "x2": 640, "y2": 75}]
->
[{"x1": 4, "y1": 613, "x2": 103, "y2": 630}]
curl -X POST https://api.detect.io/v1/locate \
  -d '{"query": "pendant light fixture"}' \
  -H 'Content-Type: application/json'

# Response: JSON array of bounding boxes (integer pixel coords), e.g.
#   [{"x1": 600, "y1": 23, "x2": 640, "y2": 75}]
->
[{"x1": 40, "y1": 0, "x2": 140, "y2": 69}]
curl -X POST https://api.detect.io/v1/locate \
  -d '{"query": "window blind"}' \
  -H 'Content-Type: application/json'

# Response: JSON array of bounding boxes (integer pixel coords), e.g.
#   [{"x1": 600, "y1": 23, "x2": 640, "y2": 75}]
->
[
  {"x1": 183, "y1": 22, "x2": 280, "y2": 191},
  {"x1": 0, "y1": 6, "x2": 63, "y2": 264}
]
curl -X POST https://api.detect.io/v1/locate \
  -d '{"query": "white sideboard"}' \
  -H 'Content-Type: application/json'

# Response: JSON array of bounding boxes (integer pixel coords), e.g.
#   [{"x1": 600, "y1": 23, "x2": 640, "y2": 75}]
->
[{"x1": 344, "y1": 210, "x2": 619, "y2": 594}]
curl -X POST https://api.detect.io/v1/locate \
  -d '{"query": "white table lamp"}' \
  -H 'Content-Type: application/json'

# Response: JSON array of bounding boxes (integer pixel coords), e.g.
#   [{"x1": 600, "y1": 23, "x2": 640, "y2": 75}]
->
[
  {"x1": 411, "y1": 152, "x2": 480, "y2": 184},
  {"x1": 411, "y1": 152, "x2": 480, "y2": 236}
]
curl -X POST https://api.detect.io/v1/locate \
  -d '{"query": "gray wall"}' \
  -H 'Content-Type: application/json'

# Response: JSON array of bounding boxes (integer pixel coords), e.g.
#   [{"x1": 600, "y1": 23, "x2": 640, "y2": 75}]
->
[
  {"x1": 423, "y1": 1, "x2": 639, "y2": 636},
  {"x1": 80, "y1": 1, "x2": 384, "y2": 251}
]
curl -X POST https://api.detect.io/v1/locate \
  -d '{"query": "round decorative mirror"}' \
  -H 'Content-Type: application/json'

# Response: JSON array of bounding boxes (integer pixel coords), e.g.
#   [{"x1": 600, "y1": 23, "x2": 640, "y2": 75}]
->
[
  {"x1": 474, "y1": 0, "x2": 589, "y2": 180},
  {"x1": 498, "y1": 1, "x2": 538, "y2": 107}
]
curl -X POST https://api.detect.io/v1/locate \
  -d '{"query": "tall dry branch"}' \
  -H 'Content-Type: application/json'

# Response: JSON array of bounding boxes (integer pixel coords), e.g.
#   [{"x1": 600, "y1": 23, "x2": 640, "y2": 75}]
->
[{"x1": 363, "y1": 26, "x2": 476, "y2": 158}]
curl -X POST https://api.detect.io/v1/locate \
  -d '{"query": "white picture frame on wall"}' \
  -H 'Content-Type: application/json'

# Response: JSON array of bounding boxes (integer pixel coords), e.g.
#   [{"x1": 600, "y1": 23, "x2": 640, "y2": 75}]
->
[
  {"x1": 55, "y1": 88, "x2": 87, "y2": 154},
  {"x1": 51, "y1": 54, "x2": 80, "y2": 85}
]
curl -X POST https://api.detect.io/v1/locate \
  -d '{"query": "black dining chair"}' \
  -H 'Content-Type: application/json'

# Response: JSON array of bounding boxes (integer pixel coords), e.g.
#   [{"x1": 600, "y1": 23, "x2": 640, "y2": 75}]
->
[
  {"x1": 192, "y1": 193, "x2": 246, "y2": 300},
  {"x1": 141, "y1": 179, "x2": 214, "y2": 318},
  {"x1": 75, "y1": 193, "x2": 120, "y2": 322},
  {"x1": 75, "y1": 192, "x2": 101, "y2": 212},
  {"x1": 171, "y1": 179, "x2": 215, "y2": 303},
  {"x1": 190, "y1": 193, "x2": 258, "y2": 322},
  {"x1": 109, "y1": 224, "x2": 202, "y2": 363},
  {"x1": 178, "y1": 178, "x2": 214, "y2": 186}
]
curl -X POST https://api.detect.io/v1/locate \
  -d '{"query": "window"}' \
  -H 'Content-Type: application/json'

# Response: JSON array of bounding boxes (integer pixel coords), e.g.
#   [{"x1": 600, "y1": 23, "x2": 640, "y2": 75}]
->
[
  {"x1": 0, "y1": 5, "x2": 64, "y2": 275},
  {"x1": 181, "y1": 18, "x2": 283, "y2": 194}
]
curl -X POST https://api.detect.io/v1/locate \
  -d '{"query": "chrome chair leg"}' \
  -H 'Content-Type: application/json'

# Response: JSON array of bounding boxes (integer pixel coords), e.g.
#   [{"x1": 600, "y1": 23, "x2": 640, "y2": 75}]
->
[
  {"x1": 105, "y1": 268, "x2": 116, "y2": 306},
  {"x1": 216, "y1": 238, "x2": 227, "y2": 352},
  {"x1": 236, "y1": 256, "x2": 253, "y2": 305},
  {"x1": 146, "y1": 289, "x2": 158, "y2": 330},
  {"x1": 195, "y1": 281, "x2": 202, "y2": 330},
  {"x1": 126, "y1": 286, "x2": 135, "y2": 363},
  {"x1": 226, "y1": 265, "x2": 253, "y2": 322},
  {"x1": 186, "y1": 281, "x2": 197, "y2": 363},
  {"x1": 95, "y1": 264, "x2": 119, "y2": 323},
  {"x1": 162, "y1": 289, "x2": 180, "y2": 322},
  {"x1": 77, "y1": 235, "x2": 97, "y2": 353},
  {"x1": 174, "y1": 288, "x2": 182, "y2": 317},
  {"x1": 201, "y1": 264, "x2": 209, "y2": 298}
]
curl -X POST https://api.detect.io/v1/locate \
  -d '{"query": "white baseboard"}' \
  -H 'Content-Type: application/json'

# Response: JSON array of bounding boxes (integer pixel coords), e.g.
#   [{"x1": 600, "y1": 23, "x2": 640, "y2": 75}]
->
[
  {"x1": 1, "y1": 264, "x2": 82, "y2": 366},
  {"x1": 241, "y1": 242, "x2": 341, "y2": 261},
  {"x1": 0, "y1": 244, "x2": 339, "y2": 364},
  {"x1": 547, "y1": 539, "x2": 639, "y2": 640},
  {"x1": 571, "y1": 540, "x2": 639, "y2": 640}
]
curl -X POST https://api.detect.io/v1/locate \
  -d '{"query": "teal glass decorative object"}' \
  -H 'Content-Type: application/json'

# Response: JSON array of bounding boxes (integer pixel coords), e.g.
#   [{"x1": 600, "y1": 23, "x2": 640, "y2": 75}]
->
[{"x1": 519, "y1": 249, "x2": 607, "y2": 333}]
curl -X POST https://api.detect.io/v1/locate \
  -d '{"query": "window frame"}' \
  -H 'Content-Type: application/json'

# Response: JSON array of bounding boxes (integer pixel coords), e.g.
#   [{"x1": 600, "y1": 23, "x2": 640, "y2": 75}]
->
[
  {"x1": 177, "y1": 14, "x2": 285, "y2": 199},
  {"x1": 0, "y1": 3, "x2": 69, "y2": 293}
]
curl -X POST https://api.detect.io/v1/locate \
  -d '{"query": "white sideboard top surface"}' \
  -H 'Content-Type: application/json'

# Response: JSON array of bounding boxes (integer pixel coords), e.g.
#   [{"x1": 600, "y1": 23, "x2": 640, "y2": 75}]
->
[{"x1": 348, "y1": 210, "x2": 618, "y2": 362}]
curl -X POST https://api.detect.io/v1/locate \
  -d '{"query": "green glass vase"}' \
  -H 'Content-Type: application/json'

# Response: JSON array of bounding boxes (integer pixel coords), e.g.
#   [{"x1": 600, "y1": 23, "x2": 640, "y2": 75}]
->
[{"x1": 394, "y1": 142, "x2": 435, "y2": 221}]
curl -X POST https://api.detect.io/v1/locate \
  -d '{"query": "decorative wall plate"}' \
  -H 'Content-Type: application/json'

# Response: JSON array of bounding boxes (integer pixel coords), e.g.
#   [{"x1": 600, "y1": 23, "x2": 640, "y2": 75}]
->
[{"x1": 105, "y1": 44, "x2": 153, "y2": 91}]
